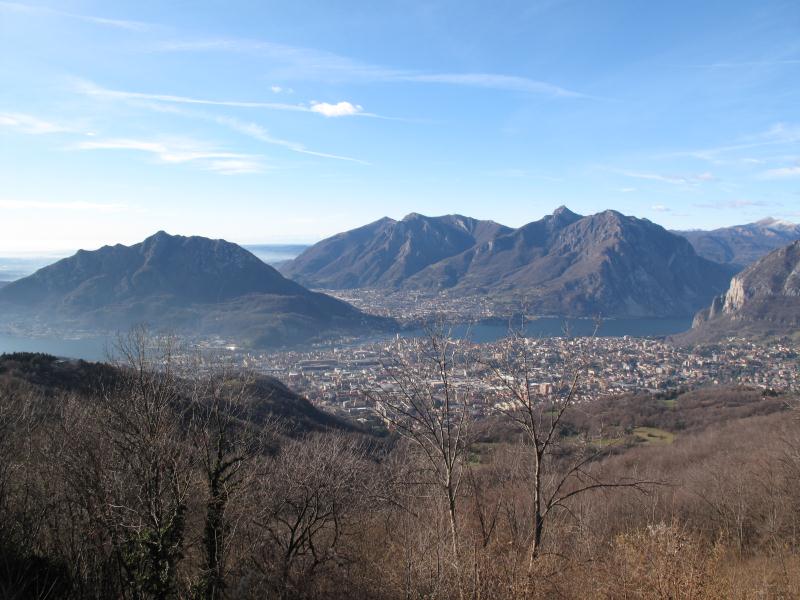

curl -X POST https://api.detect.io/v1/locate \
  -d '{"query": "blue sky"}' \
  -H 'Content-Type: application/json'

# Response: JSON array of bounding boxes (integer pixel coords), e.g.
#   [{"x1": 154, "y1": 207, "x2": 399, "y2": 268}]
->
[{"x1": 1, "y1": 0, "x2": 799, "y2": 253}]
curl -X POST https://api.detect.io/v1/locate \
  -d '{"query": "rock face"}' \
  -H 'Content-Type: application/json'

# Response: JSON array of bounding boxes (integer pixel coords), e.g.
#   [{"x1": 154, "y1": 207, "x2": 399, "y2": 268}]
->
[
  {"x1": 282, "y1": 214, "x2": 511, "y2": 289},
  {"x1": 681, "y1": 240, "x2": 800, "y2": 342},
  {"x1": 674, "y1": 218, "x2": 800, "y2": 270},
  {"x1": 285, "y1": 207, "x2": 733, "y2": 318},
  {"x1": 0, "y1": 231, "x2": 392, "y2": 347}
]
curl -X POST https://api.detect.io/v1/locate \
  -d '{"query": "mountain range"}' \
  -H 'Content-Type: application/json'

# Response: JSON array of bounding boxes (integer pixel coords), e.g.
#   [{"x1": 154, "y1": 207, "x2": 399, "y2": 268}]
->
[
  {"x1": 284, "y1": 207, "x2": 735, "y2": 318},
  {"x1": 0, "y1": 231, "x2": 392, "y2": 347},
  {"x1": 283, "y1": 213, "x2": 511, "y2": 289},
  {"x1": 680, "y1": 240, "x2": 800, "y2": 343},
  {"x1": 673, "y1": 218, "x2": 800, "y2": 270},
  {"x1": 1, "y1": 210, "x2": 796, "y2": 344}
]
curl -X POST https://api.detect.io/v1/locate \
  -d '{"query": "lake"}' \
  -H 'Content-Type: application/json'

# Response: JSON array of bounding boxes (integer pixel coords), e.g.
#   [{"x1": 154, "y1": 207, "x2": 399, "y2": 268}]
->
[
  {"x1": 0, "y1": 333, "x2": 110, "y2": 362},
  {"x1": 0, "y1": 318, "x2": 692, "y2": 362}
]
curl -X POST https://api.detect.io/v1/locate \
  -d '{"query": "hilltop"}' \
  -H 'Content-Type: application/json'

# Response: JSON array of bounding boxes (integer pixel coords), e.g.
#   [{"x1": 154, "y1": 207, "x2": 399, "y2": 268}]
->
[{"x1": 0, "y1": 231, "x2": 393, "y2": 347}]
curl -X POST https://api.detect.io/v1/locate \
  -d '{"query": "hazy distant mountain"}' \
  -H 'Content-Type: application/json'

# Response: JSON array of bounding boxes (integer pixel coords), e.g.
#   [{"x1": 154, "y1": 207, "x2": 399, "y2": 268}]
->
[
  {"x1": 0, "y1": 282, "x2": 8, "y2": 289},
  {"x1": 0, "y1": 231, "x2": 391, "y2": 347},
  {"x1": 680, "y1": 240, "x2": 800, "y2": 343},
  {"x1": 282, "y1": 214, "x2": 512, "y2": 288},
  {"x1": 405, "y1": 207, "x2": 734, "y2": 317},
  {"x1": 287, "y1": 207, "x2": 733, "y2": 318},
  {"x1": 674, "y1": 218, "x2": 800, "y2": 270},
  {"x1": 244, "y1": 244, "x2": 310, "y2": 267}
]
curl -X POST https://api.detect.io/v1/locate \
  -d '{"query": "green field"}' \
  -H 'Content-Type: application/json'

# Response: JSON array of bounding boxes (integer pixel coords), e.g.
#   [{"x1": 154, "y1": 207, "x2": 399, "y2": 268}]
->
[{"x1": 633, "y1": 427, "x2": 675, "y2": 444}]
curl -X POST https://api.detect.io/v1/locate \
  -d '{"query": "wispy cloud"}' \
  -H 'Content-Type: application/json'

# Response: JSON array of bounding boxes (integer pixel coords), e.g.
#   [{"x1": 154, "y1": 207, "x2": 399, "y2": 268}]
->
[
  {"x1": 65, "y1": 81, "x2": 370, "y2": 164},
  {"x1": 73, "y1": 138, "x2": 267, "y2": 174},
  {"x1": 0, "y1": 112, "x2": 75, "y2": 135},
  {"x1": 214, "y1": 116, "x2": 369, "y2": 164},
  {"x1": 0, "y1": 199, "x2": 129, "y2": 212},
  {"x1": 0, "y1": 1, "x2": 156, "y2": 32},
  {"x1": 694, "y1": 199, "x2": 770, "y2": 210},
  {"x1": 688, "y1": 59, "x2": 800, "y2": 69},
  {"x1": 75, "y1": 79, "x2": 388, "y2": 119},
  {"x1": 399, "y1": 73, "x2": 586, "y2": 97},
  {"x1": 761, "y1": 164, "x2": 800, "y2": 179},
  {"x1": 76, "y1": 80, "x2": 311, "y2": 112},
  {"x1": 483, "y1": 168, "x2": 564, "y2": 181},
  {"x1": 151, "y1": 37, "x2": 587, "y2": 98},
  {"x1": 485, "y1": 168, "x2": 530, "y2": 178},
  {"x1": 617, "y1": 169, "x2": 715, "y2": 185},
  {"x1": 651, "y1": 204, "x2": 670, "y2": 212},
  {"x1": 665, "y1": 123, "x2": 800, "y2": 163}
]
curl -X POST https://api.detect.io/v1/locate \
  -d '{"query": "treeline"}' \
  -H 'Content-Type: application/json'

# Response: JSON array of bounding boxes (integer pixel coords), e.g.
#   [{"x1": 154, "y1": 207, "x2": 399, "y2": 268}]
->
[{"x1": 0, "y1": 331, "x2": 799, "y2": 599}]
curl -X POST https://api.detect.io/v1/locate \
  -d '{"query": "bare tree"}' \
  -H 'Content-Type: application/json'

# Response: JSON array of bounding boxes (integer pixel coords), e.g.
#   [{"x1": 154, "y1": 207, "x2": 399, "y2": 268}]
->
[
  {"x1": 483, "y1": 326, "x2": 653, "y2": 571},
  {"x1": 250, "y1": 433, "x2": 369, "y2": 599},
  {"x1": 91, "y1": 328, "x2": 196, "y2": 599},
  {"x1": 365, "y1": 328, "x2": 476, "y2": 581},
  {"x1": 0, "y1": 385, "x2": 66, "y2": 600},
  {"x1": 184, "y1": 357, "x2": 273, "y2": 600}
]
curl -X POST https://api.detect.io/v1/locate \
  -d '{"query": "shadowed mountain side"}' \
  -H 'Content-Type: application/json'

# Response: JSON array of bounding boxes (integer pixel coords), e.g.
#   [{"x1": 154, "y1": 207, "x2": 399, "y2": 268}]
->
[
  {"x1": 0, "y1": 232, "x2": 394, "y2": 347},
  {"x1": 407, "y1": 209, "x2": 734, "y2": 317},
  {"x1": 282, "y1": 213, "x2": 512, "y2": 288},
  {"x1": 0, "y1": 352, "x2": 358, "y2": 433},
  {"x1": 291, "y1": 206, "x2": 732, "y2": 318}
]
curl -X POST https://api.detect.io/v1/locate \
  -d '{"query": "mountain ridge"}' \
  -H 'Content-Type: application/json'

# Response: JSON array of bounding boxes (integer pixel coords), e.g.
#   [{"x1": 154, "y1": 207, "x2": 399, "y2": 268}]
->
[
  {"x1": 678, "y1": 240, "x2": 800, "y2": 343},
  {"x1": 673, "y1": 218, "x2": 800, "y2": 270},
  {"x1": 281, "y1": 213, "x2": 512, "y2": 289},
  {"x1": 285, "y1": 207, "x2": 734, "y2": 318}
]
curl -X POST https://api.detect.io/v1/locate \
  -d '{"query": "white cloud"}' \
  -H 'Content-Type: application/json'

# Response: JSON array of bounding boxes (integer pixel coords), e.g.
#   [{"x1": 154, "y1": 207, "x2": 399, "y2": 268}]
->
[
  {"x1": 74, "y1": 138, "x2": 267, "y2": 174},
  {"x1": 0, "y1": 112, "x2": 72, "y2": 135},
  {"x1": 651, "y1": 204, "x2": 670, "y2": 212},
  {"x1": 0, "y1": 199, "x2": 128, "y2": 212},
  {"x1": 310, "y1": 101, "x2": 363, "y2": 117}
]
